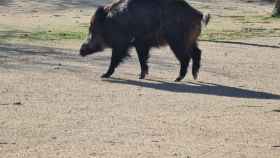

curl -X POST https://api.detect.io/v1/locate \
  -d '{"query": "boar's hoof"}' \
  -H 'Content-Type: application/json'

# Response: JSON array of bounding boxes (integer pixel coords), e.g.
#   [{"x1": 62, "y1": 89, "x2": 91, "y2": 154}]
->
[
  {"x1": 139, "y1": 70, "x2": 148, "y2": 79},
  {"x1": 192, "y1": 72, "x2": 198, "y2": 80},
  {"x1": 175, "y1": 76, "x2": 184, "y2": 82},
  {"x1": 139, "y1": 74, "x2": 146, "y2": 79},
  {"x1": 101, "y1": 73, "x2": 112, "y2": 78}
]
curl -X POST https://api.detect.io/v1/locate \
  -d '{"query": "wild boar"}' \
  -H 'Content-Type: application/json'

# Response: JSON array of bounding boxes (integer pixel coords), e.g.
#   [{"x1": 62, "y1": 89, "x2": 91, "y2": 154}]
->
[{"x1": 80, "y1": 0, "x2": 210, "y2": 81}]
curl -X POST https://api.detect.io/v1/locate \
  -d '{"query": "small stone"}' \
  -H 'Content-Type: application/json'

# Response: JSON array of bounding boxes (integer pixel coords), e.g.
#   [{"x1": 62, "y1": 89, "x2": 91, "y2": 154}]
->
[{"x1": 13, "y1": 102, "x2": 22, "y2": 106}]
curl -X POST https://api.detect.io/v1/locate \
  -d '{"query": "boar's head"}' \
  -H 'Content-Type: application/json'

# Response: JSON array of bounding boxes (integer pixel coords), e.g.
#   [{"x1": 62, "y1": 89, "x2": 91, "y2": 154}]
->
[{"x1": 80, "y1": 7, "x2": 108, "y2": 57}]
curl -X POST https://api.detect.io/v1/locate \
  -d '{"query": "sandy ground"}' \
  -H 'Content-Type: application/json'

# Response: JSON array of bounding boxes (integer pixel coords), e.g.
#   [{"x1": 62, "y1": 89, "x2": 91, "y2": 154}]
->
[{"x1": 0, "y1": 0, "x2": 280, "y2": 158}]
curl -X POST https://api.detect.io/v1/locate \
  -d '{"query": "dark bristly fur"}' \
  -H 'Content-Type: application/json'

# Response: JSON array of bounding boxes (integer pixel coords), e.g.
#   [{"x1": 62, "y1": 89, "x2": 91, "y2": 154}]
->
[{"x1": 80, "y1": 0, "x2": 210, "y2": 81}]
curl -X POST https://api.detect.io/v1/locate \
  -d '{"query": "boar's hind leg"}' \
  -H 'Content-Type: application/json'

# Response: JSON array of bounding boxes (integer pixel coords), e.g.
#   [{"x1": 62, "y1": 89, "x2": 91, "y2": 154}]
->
[
  {"x1": 101, "y1": 47, "x2": 129, "y2": 78},
  {"x1": 166, "y1": 35, "x2": 190, "y2": 82},
  {"x1": 135, "y1": 41, "x2": 151, "y2": 79},
  {"x1": 191, "y1": 42, "x2": 201, "y2": 80}
]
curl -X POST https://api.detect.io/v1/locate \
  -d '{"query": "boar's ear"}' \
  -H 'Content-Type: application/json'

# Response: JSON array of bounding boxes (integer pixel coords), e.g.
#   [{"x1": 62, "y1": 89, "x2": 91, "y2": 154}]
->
[{"x1": 94, "y1": 6, "x2": 108, "y2": 22}]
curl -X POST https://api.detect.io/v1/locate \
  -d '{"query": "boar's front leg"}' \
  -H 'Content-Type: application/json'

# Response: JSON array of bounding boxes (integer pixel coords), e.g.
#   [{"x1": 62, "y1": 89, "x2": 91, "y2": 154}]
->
[{"x1": 101, "y1": 46, "x2": 129, "y2": 78}]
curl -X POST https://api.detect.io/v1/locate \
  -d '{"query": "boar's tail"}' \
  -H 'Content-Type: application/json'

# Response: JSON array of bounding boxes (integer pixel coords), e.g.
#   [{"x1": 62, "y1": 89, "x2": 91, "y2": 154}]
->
[{"x1": 201, "y1": 13, "x2": 211, "y2": 27}]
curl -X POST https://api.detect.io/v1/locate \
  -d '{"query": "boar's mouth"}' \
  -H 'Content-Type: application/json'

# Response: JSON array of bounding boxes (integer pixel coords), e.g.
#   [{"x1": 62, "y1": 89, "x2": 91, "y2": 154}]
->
[{"x1": 79, "y1": 43, "x2": 103, "y2": 57}]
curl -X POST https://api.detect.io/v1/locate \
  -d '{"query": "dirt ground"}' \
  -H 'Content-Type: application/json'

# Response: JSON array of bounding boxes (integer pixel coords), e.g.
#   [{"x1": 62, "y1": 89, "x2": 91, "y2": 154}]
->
[{"x1": 0, "y1": 0, "x2": 280, "y2": 158}]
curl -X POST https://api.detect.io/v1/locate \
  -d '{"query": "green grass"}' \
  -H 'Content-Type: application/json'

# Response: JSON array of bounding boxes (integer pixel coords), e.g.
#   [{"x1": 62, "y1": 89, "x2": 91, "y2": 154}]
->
[
  {"x1": 11, "y1": 30, "x2": 88, "y2": 41},
  {"x1": 0, "y1": 24, "x2": 88, "y2": 43},
  {"x1": 200, "y1": 14, "x2": 280, "y2": 41},
  {"x1": 26, "y1": 30, "x2": 87, "y2": 41},
  {"x1": 201, "y1": 27, "x2": 280, "y2": 41}
]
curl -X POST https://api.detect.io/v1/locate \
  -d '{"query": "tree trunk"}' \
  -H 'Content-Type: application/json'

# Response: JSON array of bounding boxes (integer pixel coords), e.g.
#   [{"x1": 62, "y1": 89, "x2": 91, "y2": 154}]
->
[{"x1": 273, "y1": 0, "x2": 280, "y2": 17}]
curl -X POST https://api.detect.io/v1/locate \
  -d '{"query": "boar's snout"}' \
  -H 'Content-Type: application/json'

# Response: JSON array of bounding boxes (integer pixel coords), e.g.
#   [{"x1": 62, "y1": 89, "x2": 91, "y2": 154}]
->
[
  {"x1": 80, "y1": 43, "x2": 90, "y2": 57},
  {"x1": 80, "y1": 37, "x2": 104, "y2": 57},
  {"x1": 79, "y1": 42, "x2": 102, "y2": 57}
]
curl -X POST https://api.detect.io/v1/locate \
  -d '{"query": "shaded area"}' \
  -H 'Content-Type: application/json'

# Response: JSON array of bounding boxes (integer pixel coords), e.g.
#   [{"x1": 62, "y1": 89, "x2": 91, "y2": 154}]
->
[
  {"x1": 33, "y1": 0, "x2": 110, "y2": 9},
  {"x1": 0, "y1": 0, "x2": 13, "y2": 6},
  {"x1": 0, "y1": 43, "x2": 77, "y2": 59},
  {"x1": 105, "y1": 78, "x2": 280, "y2": 100},
  {"x1": 0, "y1": 43, "x2": 84, "y2": 72},
  {"x1": 0, "y1": 43, "x2": 112, "y2": 72},
  {"x1": 0, "y1": 0, "x2": 110, "y2": 9},
  {"x1": 272, "y1": 109, "x2": 280, "y2": 112},
  {"x1": 0, "y1": 43, "x2": 111, "y2": 63}
]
